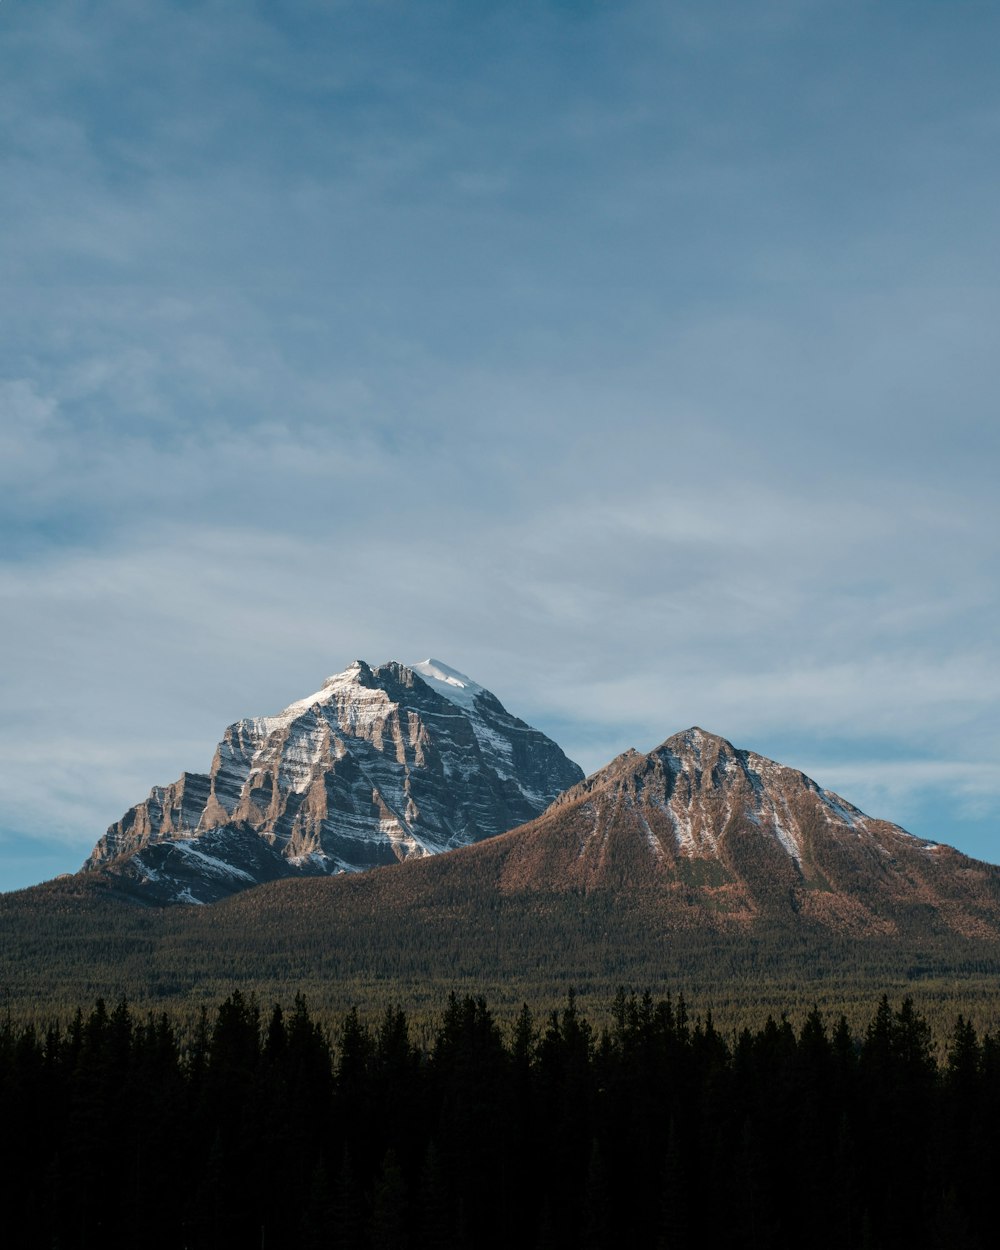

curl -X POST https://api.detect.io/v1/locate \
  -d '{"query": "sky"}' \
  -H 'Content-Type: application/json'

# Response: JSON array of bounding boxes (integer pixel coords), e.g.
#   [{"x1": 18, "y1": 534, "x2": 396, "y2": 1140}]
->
[{"x1": 1, "y1": 0, "x2": 999, "y2": 892}]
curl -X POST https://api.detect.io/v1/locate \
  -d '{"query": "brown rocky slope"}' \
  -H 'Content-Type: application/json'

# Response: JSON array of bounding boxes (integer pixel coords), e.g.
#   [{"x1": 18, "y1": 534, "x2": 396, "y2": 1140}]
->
[{"x1": 301, "y1": 725, "x2": 1000, "y2": 941}]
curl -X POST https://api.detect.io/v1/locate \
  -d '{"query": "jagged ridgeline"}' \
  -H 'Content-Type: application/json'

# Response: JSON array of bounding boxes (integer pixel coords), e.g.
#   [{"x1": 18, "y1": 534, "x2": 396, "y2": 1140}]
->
[{"x1": 83, "y1": 659, "x2": 584, "y2": 903}]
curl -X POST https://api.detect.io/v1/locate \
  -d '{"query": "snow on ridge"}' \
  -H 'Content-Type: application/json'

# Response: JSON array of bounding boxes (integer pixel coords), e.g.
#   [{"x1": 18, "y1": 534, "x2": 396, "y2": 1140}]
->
[
  {"x1": 768, "y1": 807, "x2": 802, "y2": 863},
  {"x1": 468, "y1": 718, "x2": 515, "y2": 769},
  {"x1": 411, "y1": 658, "x2": 531, "y2": 782},
  {"x1": 652, "y1": 793, "x2": 702, "y2": 857},
  {"x1": 255, "y1": 657, "x2": 494, "y2": 737},
  {"x1": 262, "y1": 657, "x2": 488, "y2": 733},
  {"x1": 630, "y1": 795, "x2": 666, "y2": 862},
  {"x1": 172, "y1": 841, "x2": 258, "y2": 881},
  {"x1": 411, "y1": 658, "x2": 484, "y2": 710},
  {"x1": 261, "y1": 660, "x2": 386, "y2": 729},
  {"x1": 820, "y1": 790, "x2": 863, "y2": 829},
  {"x1": 175, "y1": 888, "x2": 204, "y2": 905}
]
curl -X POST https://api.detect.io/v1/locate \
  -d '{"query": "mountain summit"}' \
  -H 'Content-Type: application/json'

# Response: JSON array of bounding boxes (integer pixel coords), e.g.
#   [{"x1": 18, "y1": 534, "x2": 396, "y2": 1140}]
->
[
  {"x1": 84, "y1": 659, "x2": 584, "y2": 903},
  {"x1": 431, "y1": 725, "x2": 1000, "y2": 938}
]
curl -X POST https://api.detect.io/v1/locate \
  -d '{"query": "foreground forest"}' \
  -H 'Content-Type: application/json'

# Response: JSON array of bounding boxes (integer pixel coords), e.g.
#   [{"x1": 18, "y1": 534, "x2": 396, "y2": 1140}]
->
[{"x1": 0, "y1": 988, "x2": 994, "y2": 1250}]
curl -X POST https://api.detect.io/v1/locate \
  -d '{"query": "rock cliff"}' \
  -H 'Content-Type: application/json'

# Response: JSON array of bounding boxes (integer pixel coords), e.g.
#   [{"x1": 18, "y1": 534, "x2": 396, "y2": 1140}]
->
[{"x1": 84, "y1": 658, "x2": 583, "y2": 903}]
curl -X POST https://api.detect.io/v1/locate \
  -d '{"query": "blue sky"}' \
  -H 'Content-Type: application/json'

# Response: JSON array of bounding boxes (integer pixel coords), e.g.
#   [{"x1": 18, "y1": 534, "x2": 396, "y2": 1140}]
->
[{"x1": 2, "y1": 0, "x2": 999, "y2": 891}]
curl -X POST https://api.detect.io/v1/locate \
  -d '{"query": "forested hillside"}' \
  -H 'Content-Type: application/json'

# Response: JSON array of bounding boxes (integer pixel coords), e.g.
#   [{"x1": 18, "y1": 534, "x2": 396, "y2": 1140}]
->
[{"x1": 4, "y1": 871, "x2": 1000, "y2": 1037}]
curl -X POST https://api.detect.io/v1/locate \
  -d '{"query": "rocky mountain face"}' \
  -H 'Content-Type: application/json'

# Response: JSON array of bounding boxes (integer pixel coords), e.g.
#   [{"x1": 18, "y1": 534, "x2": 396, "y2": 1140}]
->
[
  {"x1": 412, "y1": 725, "x2": 1000, "y2": 939},
  {"x1": 84, "y1": 659, "x2": 584, "y2": 903}
]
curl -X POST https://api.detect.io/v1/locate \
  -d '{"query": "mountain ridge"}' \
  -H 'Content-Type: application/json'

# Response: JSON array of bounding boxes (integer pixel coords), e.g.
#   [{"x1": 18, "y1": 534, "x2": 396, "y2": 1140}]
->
[
  {"x1": 83, "y1": 658, "x2": 584, "y2": 903},
  {"x1": 389, "y1": 724, "x2": 1000, "y2": 940},
  {"x1": 5, "y1": 721, "x2": 1000, "y2": 1023}
]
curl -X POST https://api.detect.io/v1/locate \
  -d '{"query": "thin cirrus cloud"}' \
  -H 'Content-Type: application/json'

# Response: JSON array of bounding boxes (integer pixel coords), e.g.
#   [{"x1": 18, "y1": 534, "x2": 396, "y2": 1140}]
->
[{"x1": 1, "y1": 0, "x2": 999, "y2": 888}]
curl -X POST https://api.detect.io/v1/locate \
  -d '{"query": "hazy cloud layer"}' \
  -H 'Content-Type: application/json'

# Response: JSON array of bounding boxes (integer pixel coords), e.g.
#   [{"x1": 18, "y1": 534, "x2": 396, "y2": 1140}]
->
[{"x1": 2, "y1": 0, "x2": 998, "y2": 887}]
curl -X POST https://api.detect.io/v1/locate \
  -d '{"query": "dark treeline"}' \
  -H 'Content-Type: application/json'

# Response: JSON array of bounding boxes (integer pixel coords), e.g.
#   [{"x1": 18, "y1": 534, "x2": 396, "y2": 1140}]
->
[{"x1": 0, "y1": 989, "x2": 995, "y2": 1249}]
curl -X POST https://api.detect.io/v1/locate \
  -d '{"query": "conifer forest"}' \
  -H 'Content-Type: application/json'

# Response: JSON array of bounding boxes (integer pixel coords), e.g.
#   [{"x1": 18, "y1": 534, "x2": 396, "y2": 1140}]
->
[{"x1": 1, "y1": 988, "x2": 995, "y2": 1250}]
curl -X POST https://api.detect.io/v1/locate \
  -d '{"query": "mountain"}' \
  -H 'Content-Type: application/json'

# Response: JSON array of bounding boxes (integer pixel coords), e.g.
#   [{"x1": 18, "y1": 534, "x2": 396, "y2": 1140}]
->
[
  {"x1": 447, "y1": 725, "x2": 1000, "y2": 937},
  {"x1": 5, "y1": 724, "x2": 1000, "y2": 1021},
  {"x1": 83, "y1": 658, "x2": 584, "y2": 903}
]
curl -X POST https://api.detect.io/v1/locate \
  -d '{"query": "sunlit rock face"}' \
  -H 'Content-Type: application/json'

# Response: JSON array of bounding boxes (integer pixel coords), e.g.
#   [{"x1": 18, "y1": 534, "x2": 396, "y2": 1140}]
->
[
  {"x1": 84, "y1": 658, "x2": 584, "y2": 904},
  {"x1": 482, "y1": 726, "x2": 1000, "y2": 939}
]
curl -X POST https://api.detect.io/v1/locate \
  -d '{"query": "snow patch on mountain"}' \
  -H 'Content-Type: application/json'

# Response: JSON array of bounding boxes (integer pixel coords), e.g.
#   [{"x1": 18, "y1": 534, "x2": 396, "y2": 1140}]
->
[{"x1": 411, "y1": 658, "x2": 484, "y2": 709}]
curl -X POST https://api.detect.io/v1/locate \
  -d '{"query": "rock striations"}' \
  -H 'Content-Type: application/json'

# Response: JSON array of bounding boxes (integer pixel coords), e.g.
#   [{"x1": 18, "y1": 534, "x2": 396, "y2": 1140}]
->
[
  {"x1": 420, "y1": 726, "x2": 1000, "y2": 939},
  {"x1": 84, "y1": 658, "x2": 584, "y2": 904}
]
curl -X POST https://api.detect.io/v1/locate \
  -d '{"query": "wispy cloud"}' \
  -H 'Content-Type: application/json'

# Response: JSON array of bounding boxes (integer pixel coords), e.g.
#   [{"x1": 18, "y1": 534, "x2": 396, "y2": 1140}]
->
[{"x1": 2, "y1": 0, "x2": 999, "y2": 884}]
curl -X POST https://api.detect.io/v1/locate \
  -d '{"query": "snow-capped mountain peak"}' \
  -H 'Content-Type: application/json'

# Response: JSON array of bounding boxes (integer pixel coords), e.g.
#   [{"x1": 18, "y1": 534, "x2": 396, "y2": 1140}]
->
[{"x1": 84, "y1": 658, "x2": 584, "y2": 904}]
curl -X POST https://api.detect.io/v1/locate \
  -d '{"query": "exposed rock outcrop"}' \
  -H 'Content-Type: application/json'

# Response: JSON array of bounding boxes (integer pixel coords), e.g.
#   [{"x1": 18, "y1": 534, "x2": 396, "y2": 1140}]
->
[
  {"x1": 84, "y1": 658, "x2": 584, "y2": 903},
  {"x1": 455, "y1": 726, "x2": 1000, "y2": 938}
]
